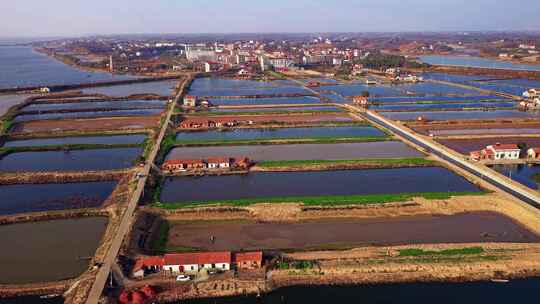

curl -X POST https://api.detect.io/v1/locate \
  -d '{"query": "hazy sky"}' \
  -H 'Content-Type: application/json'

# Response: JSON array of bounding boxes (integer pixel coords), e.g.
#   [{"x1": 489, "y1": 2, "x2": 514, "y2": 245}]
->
[{"x1": 2, "y1": 0, "x2": 539, "y2": 37}]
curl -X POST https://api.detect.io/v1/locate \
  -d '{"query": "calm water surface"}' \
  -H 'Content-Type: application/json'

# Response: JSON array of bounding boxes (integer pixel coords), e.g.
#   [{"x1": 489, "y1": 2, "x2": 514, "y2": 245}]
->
[
  {"x1": 14, "y1": 108, "x2": 163, "y2": 122},
  {"x1": 166, "y1": 141, "x2": 422, "y2": 161},
  {"x1": 22, "y1": 99, "x2": 166, "y2": 112},
  {"x1": 420, "y1": 55, "x2": 540, "y2": 71},
  {"x1": 0, "y1": 46, "x2": 133, "y2": 89},
  {"x1": 82, "y1": 80, "x2": 177, "y2": 97},
  {"x1": 179, "y1": 278, "x2": 540, "y2": 304},
  {"x1": 0, "y1": 181, "x2": 117, "y2": 215},
  {"x1": 208, "y1": 96, "x2": 321, "y2": 105},
  {"x1": 2, "y1": 134, "x2": 146, "y2": 147},
  {"x1": 381, "y1": 110, "x2": 540, "y2": 121},
  {"x1": 0, "y1": 147, "x2": 142, "y2": 172},
  {"x1": 160, "y1": 167, "x2": 480, "y2": 203},
  {"x1": 492, "y1": 165, "x2": 540, "y2": 190},
  {"x1": 175, "y1": 126, "x2": 386, "y2": 141}
]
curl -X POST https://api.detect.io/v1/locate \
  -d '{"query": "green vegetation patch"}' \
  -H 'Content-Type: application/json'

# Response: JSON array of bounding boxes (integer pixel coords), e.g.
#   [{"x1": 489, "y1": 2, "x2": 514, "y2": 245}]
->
[
  {"x1": 257, "y1": 158, "x2": 435, "y2": 168},
  {"x1": 150, "y1": 221, "x2": 170, "y2": 254},
  {"x1": 398, "y1": 247, "x2": 485, "y2": 257},
  {"x1": 154, "y1": 191, "x2": 487, "y2": 209}
]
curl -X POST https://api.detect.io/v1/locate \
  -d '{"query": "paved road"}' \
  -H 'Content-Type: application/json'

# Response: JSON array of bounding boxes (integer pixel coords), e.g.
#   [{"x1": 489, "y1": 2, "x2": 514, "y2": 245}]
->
[
  {"x1": 348, "y1": 106, "x2": 540, "y2": 209},
  {"x1": 85, "y1": 77, "x2": 190, "y2": 304}
]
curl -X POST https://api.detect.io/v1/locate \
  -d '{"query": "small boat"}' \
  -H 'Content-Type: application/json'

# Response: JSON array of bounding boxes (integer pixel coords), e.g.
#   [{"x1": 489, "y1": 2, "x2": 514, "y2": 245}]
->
[
  {"x1": 490, "y1": 278, "x2": 510, "y2": 283},
  {"x1": 40, "y1": 294, "x2": 60, "y2": 299}
]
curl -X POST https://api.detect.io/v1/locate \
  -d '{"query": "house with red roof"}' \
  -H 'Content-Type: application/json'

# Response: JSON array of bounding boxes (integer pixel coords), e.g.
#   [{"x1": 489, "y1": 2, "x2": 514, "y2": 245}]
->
[
  {"x1": 527, "y1": 147, "x2": 540, "y2": 159},
  {"x1": 163, "y1": 252, "x2": 231, "y2": 274},
  {"x1": 233, "y1": 251, "x2": 263, "y2": 270},
  {"x1": 470, "y1": 143, "x2": 521, "y2": 161}
]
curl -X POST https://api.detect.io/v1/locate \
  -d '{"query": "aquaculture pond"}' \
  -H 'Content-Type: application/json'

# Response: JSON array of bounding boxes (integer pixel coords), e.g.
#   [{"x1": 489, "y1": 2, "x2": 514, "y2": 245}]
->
[
  {"x1": 166, "y1": 141, "x2": 422, "y2": 162},
  {"x1": 188, "y1": 78, "x2": 308, "y2": 97},
  {"x1": 175, "y1": 126, "x2": 386, "y2": 142},
  {"x1": 317, "y1": 84, "x2": 403, "y2": 97},
  {"x1": 167, "y1": 212, "x2": 537, "y2": 251},
  {"x1": 380, "y1": 110, "x2": 540, "y2": 121},
  {"x1": 0, "y1": 147, "x2": 142, "y2": 172},
  {"x1": 430, "y1": 128, "x2": 540, "y2": 136},
  {"x1": 179, "y1": 278, "x2": 540, "y2": 304},
  {"x1": 82, "y1": 80, "x2": 177, "y2": 97},
  {"x1": 208, "y1": 106, "x2": 341, "y2": 113},
  {"x1": 0, "y1": 217, "x2": 108, "y2": 284},
  {"x1": 160, "y1": 167, "x2": 481, "y2": 203},
  {"x1": 370, "y1": 95, "x2": 506, "y2": 103},
  {"x1": 491, "y1": 165, "x2": 540, "y2": 190},
  {"x1": 13, "y1": 108, "x2": 163, "y2": 122},
  {"x1": 419, "y1": 55, "x2": 540, "y2": 71},
  {"x1": 208, "y1": 96, "x2": 321, "y2": 106},
  {"x1": 0, "y1": 181, "x2": 117, "y2": 215},
  {"x1": 0, "y1": 46, "x2": 134, "y2": 89},
  {"x1": 371, "y1": 101, "x2": 515, "y2": 111},
  {"x1": 22, "y1": 99, "x2": 166, "y2": 112},
  {"x1": 2, "y1": 134, "x2": 146, "y2": 148}
]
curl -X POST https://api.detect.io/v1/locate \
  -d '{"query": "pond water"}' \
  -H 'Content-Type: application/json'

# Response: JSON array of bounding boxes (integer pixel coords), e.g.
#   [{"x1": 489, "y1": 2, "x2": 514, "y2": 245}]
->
[
  {"x1": 380, "y1": 110, "x2": 540, "y2": 121},
  {"x1": 0, "y1": 217, "x2": 108, "y2": 284},
  {"x1": 208, "y1": 106, "x2": 340, "y2": 113},
  {"x1": 0, "y1": 295, "x2": 63, "y2": 304},
  {"x1": 491, "y1": 165, "x2": 540, "y2": 190},
  {"x1": 0, "y1": 181, "x2": 117, "y2": 215},
  {"x1": 2, "y1": 134, "x2": 146, "y2": 148},
  {"x1": 0, "y1": 147, "x2": 142, "y2": 172},
  {"x1": 188, "y1": 78, "x2": 308, "y2": 97},
  {"x1": 165, "y1": 141, "x2": 422, "y2": 162},
  {"x1": 372, "y1": 101, "x2": 515, "y2": 111},
  {"x1": 430, "y1": 128, "x2": 540, "y2": 136},
  {"x1": 419, "y1": 55, "x2": 540, "y2": 71},
  {"x1": 160, "y1": 167, "x2": 480, "y2": 203},
  {"x1": 167, "y1": 212, "x2": 537, "y2": 251},
  {"x1": 208, "y1": 96, "x2": 321, "y2": 106},
  {"x1": 175, "y1": 126, "x2": 386, "y2": 141},
  {"x1": 0, "y1": 46, "x2": 134, "y2": 89},
  {"x1": 82, "y1": 80, "x2": 177, "y2": 97},
  {"x1": 178, "y1": 278, "x2": 540, "y2": 304},
  {"x1": 0, "y1": 94, "x2": 31, "y2": 116},
  {"x1": 370, "y1": 95, "x2": 506, "y2": 103},
  {"x1": 22, "y1": 99, "x2": 166, "y2": 112},
  {"x1": 13, "y1": 108, "x2": 163, "y2": 122}
]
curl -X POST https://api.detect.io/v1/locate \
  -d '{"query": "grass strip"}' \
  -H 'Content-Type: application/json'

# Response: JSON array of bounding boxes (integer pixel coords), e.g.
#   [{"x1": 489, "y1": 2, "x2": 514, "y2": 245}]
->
[
  {"x1": 256, "y1": 158, "x2": 435, "y2": 168},
  {"x1": 154, "y1": 191, "x2": 487, "y2": 209},
  {"x1": 398, "y1": 247, "x2": 485, "y2": 257},
  {"x1": 149, "y1": 221, "x2": 169, "y2": 253}
]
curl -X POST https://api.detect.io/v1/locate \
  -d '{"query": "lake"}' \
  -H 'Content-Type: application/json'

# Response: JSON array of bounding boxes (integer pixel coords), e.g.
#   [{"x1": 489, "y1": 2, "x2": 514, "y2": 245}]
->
[
  {"x1": 175, "y1": 126, "x2": 386, "y2": 142},
  {"x1": 0, "y1": 181, "x2": 117, "y2": 215},
  {"x1": 419, "y1": 55, "x2": 540, "y2": 71},
  {"x1": 160, "y1": 167, "x2": 481, "y2": 203},
  {"x1": 0, "y1": 217, "x2": 108, "y2": 284},
  {"x1": 165, "y1": 141, "x2": 423, "y2": 162},
  {"x1": 0, "y1": 147, "x2": 142, "y2": 172},
  {"x1": 0, "y1": 46, "x2": 133, "y2": 89}
]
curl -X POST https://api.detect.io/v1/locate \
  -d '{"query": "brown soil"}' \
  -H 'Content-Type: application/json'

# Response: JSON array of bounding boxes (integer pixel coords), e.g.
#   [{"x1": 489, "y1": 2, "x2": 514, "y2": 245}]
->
[{"x1": 10, "y1": 116, "x2": 160, "y2": 134}]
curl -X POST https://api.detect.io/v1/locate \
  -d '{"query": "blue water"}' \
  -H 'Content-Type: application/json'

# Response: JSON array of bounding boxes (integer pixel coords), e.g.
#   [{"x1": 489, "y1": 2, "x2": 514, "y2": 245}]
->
[
  {"x1": 82, "y1": 80, "x2": 177, "y2": 97},
  {"x1": 492, "y1": 165, "x2": 540, "y2": 190},
  {"x1": 398, "y1": 82, "x2": 479, "y2": 95},
  {"x1": 2, "y1": 134, "x2": 146, "y2": 148},
  {"x1": 319, "y1": 92, "x2": 348, "y2": 103},
  {"x1": 380, "y1": 110, "x2": 540, "y2": 121},
  {"x1": 188, "y1": 78, "x2": 307, "y2": 96},
  {"x1": 160, "y1": 167, "x2": 481, "y2": 203},
  {"x1": 420, "y1": 55, "x2": 540, "y2": 71},
  {"x1": 175, "y1": 126, "x2": 386, "y2": 141},
  {"x1": 208, "y1": 106, "x2": 341, "y2": 113},
  {"x1": 319, "y1": 84, "x2": 403, "y2": 97},
  {"x1": 372, "y1": 102, "x2": 516, "y2": 111},
  {"x1": 22, "y1": 100, "x2": 166, "y2": 112},
  {"x1": 0, "y1": 46, "x2": 134, "y2": 89},
  {"x1": 370, "y1": 95, "x2": 506, "y2": 103},
  {"x1": 0, "y1": 147, "x2": 142, "y2": 172},
  {"x1": 0, "y1": 181, "x2": 117, "y2": 216},
  {"x1": 14, "y1": 108, "x2": 163, "y2": 122},
  {"x1": 208, "y1": 96, "x2": 321, "y2": 106}
]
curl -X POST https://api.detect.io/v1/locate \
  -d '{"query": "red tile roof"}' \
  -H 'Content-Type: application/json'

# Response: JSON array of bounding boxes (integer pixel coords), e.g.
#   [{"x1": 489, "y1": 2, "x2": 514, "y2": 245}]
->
[
  {"x1": 134, "y1": 256, "x2": 164, "y2": 271},
  {"x1": 164, "y1": 252, "x2": 231, "y2": 265},
  {"x1": 489, "y1": 144, "x2": 520, "y2": 151},
  {"x1": 233, "y1": 251, "x2": 262, "y2": 263},
  {"x1": 207, "y1": 157, "x2": 230, "y2": 164}
]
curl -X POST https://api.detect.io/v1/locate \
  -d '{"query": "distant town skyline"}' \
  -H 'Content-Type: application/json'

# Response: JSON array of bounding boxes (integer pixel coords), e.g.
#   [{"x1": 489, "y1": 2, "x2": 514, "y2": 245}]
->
[{"x1": 2, "y1": 0, "x2": 540, "y2": 37}]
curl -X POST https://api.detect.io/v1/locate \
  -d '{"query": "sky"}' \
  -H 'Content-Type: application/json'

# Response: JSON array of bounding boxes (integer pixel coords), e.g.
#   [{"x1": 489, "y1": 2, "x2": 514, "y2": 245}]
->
[{"x1": 1, "y1": 0, "x2": 539, "y2": 37}]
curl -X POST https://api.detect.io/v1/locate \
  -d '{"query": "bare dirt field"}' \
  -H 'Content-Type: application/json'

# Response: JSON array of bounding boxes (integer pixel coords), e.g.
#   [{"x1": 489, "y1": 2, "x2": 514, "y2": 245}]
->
[
  {"x1": 10, "y1": 116, "x2": 160, "y2": 133},
  {"x1": 437, "y1": 137, "x2": 540, "y2": 154},
  {"x1": 165, "y1": 212, "x2": 540, "y2": 252}
]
